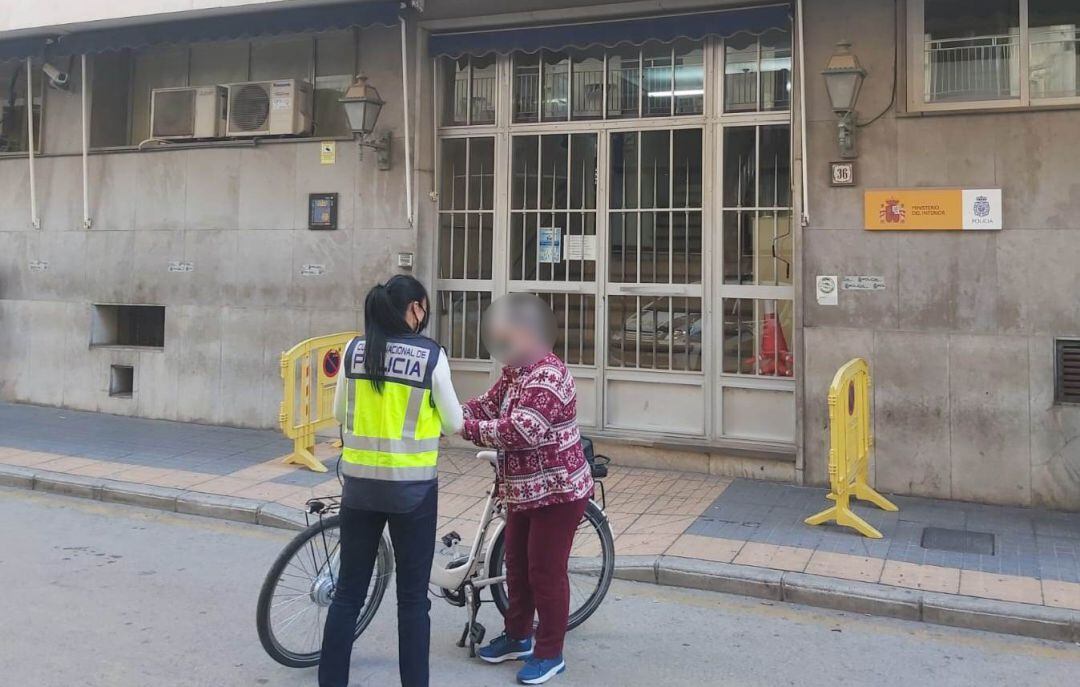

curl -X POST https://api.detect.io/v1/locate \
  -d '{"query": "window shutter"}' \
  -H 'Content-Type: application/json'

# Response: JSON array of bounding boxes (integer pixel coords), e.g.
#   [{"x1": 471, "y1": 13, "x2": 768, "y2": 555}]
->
[{"x1": 1056, "y1": 339, "x2": 1080, "y2": 405}]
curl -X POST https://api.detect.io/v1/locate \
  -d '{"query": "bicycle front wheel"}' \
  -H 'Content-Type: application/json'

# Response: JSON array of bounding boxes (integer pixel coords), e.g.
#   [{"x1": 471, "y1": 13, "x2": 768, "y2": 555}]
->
[
  {"x1": 256, "y1": 514, "x2": 392, "y2": 668},
  {"x1": 489, "y1": 500, "x2": 615, "y2": 631}
]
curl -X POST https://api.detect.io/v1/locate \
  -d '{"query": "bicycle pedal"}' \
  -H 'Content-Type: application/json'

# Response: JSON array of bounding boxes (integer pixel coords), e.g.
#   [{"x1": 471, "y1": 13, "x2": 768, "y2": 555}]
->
[{"x1": 441, "y1": 531, "x2": 462, "y2": 548}]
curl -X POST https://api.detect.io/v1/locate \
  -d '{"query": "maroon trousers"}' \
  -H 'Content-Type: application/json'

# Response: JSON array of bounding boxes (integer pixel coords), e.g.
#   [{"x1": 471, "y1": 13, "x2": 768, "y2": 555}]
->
[{"x1": 502, "y1": 497, "x2": 590, "y2": 660}]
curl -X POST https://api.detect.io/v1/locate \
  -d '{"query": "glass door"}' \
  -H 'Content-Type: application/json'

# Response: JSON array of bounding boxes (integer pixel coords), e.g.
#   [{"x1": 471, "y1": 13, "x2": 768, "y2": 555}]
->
[
  {"x1": 506, "y1": 131, "x2": 601, "y2": 426},
  {"x1": 604, "y1": 126, "x2": 707, "y2": 435}
]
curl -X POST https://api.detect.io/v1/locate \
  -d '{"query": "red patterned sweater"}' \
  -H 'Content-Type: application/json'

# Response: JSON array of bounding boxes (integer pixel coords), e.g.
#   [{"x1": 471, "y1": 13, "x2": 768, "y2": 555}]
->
[{"x1": 461, "y1": 353, "x2": 594, "y2": 511}]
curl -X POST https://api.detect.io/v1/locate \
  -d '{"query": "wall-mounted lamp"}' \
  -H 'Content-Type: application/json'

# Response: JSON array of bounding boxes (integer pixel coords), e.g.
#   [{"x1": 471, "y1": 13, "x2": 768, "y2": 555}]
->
[
  {"x1": 822, "y1": 41, "x2": 865, "y2": 159},
  {"x1": 340, "y1": 73, "x2": 391, "y2": 170}
]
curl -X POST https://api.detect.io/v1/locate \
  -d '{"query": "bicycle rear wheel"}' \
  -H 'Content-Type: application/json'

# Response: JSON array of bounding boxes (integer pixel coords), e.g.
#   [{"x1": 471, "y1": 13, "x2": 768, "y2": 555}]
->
[
  {"x1": 488, "y1": 500, "x2": 614, "y2": 631},
  {"x1": 256, "y1": 514, "x2": 392, "y2": 668}
]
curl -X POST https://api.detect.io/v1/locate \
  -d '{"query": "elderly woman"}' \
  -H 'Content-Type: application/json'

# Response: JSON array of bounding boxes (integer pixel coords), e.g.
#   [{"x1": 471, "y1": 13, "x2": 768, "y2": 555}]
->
[{"x1": 461, "y1": 294, "x2": 594, "y2": 686}]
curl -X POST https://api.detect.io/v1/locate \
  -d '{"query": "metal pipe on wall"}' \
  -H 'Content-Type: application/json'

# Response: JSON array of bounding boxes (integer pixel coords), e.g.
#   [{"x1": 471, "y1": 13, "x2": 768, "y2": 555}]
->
[
  {"x1": 796, "y1": 0, "x2": 810, "y2": 227},
  {"x1": 26, "y1": 57, "x2": 39, "y2": 229},
  {"x1": 400, "y1": 15, "x2": 414, "y2": 226},
  {"x1": 82, "y1": 54, "x2": 92, "y2": 229}
]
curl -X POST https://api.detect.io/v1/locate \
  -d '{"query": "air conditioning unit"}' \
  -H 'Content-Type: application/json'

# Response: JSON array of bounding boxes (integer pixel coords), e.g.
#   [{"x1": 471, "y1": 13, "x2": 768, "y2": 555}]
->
[
  {"x1": 150, "y1": 86, "x2": 227, "y2": 139},
  {"x1": 225, "y1": 79, "x2": 312, "y2": 137}
]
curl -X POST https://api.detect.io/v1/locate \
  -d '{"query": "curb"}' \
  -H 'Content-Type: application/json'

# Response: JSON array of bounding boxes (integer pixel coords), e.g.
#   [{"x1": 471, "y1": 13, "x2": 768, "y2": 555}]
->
[
  {"x1": 3, "y1": 464, "x2": 1077, "y2": 642},
  {"x1": 615, "y1": 555, "x2": 1080, "y2": 643},
  {"x1": 1, "y1": 464, "x2": 307, "y2": 532}
]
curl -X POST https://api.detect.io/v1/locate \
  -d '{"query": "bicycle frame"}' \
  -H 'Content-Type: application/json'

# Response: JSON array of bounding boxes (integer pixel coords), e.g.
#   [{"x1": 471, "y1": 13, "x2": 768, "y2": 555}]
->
[{"x1": 429, "y1": 472, "x2": 506, "y2": 592}]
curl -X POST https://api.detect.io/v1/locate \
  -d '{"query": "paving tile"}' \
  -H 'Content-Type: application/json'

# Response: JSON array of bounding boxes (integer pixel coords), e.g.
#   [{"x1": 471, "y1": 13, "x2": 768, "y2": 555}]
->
[
  {"x1": 234, "y1": 482, "x2": 307, "y2": 503},
  {"x1": 604, "y1": 512, "x2": 641, "y2": 536},
  {"x1": 879, "y1": 560, "x2": 960, "y2": 594},
  {"x1": 35, "y1": 456, "x2": 98, "y2": 473},
  {"x1": 438, "y1": 493, "x2": 485, "y2": 520},
  {"x1": 624, "y1": 514, "x2": 697, "y2": 536},
  {"x1": 150, "y1": 469, "x2": 229, "y2": 489},
  {"x1": 648, "y1": 495, "x2": 719, "y2": 517},
  {"x1": 805, "y1": 551, "x2": 884, "y2": 583},
  {"x1": 440, "y1": 475, "x2": 494, "y2": 497},
  {"x1": 187, "y1": 476, "x2": 261, "y2": 496},
  {"x1": 276, "y1": 489, "x2": 317, "y2": 509},
  {"x1": 613, "y1": 531, "x2": 679, "y2": 557},
  {"x1": 231, "y1": 462, "x2": 297, "y2": 481},
  {"x1": 604, "y1": 492, "x2": 660, "y2": 515},
  {"x1": 959, "y1": 570, "x2": 1044, "y2": 605},
  {"x1": 267, "y1": 463, "x2": 338, "y2": 486},
  {"x1": 1041, "y1": 580, "x2": 1080, "y2": 610},
  {"x1": 67, "y1": 461, "x2": 129, "y2": 478},
  {"x1": 665, "y1": 534, "x2": 744, "y2": 563},
  {"x1": 734, "y1": 542, "x2": 812, "y2": 572},
  {"x1": 108, "y1": 466, "x2": 172, "y2": 484},
  {"x1": 0, "y1": 450, "x2": 65, "y2": 467}
]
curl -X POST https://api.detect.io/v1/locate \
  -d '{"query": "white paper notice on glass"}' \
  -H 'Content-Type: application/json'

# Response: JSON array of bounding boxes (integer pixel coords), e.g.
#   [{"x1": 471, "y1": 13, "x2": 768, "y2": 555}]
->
[
  {"x1": 538, "y1": 227, "x2": 562, "y2": 263},
  {"x1": 562, "y1": 235, "x2": 597, "y2": 261}
]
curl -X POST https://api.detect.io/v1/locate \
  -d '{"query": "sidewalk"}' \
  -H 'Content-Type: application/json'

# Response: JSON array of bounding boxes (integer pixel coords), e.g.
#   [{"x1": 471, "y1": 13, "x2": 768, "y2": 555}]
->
[{"x1": 1, "y1": 402, "x2": 1077, "y2": 640}]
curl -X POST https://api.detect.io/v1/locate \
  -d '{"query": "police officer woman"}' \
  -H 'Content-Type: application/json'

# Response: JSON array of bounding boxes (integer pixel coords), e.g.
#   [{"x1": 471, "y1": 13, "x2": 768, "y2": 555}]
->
[{"x1": 320, "y1": 275, "x2": 463, "y2": 687}]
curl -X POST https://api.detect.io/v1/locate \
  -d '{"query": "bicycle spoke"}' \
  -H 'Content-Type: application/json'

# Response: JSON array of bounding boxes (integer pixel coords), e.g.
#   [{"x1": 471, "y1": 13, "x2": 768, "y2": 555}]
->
[
  {"x1": 276, "y1": 604, "x2": 316, "y2": 635},
  {"x1": 271, "y1": 593, "x2": 310, "y2": 610}
]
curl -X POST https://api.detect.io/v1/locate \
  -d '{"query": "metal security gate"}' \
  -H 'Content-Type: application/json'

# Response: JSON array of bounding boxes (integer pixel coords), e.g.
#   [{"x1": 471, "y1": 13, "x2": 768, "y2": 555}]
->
[{"x1": 434, "y1": 26, "x2": 795, "y2": 446}]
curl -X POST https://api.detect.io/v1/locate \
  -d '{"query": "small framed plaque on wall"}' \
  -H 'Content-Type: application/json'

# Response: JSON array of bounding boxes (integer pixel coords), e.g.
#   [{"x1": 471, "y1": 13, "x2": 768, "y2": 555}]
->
[{"x1": 308, "y1": 193, "x2": 339, "y2": 230}]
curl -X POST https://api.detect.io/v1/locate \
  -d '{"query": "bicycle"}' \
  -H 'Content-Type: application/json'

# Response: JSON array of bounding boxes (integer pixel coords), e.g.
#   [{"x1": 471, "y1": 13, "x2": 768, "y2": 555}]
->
[{"x1": 256, "y1": 439, "x2": 615, "y2": 667}]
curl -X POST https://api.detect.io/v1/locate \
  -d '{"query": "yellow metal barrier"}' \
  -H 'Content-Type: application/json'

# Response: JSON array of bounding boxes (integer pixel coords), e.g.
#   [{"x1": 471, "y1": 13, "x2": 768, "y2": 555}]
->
[
  {"x1": 279, "y1": 331, "x2": 360, "y2": 472},
  {"x1": 804, "y1": 358, "x2": 898, "y2": 538}
]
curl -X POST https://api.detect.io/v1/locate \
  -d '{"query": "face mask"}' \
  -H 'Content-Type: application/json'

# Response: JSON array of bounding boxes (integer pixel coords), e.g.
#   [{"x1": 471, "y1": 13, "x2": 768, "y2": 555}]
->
[{"x1": 412, "y1": 302, "x2": 429, "y2": 334}]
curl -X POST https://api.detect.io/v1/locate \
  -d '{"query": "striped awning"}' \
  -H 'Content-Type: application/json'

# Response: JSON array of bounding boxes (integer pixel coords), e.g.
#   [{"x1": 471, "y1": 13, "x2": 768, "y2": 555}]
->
[
  {"x1": 428, "y1": 3, "x2": 790, "y2": 58},
  {"x1": 0, "y1": 1, "x2": 400, "y2": 61}
]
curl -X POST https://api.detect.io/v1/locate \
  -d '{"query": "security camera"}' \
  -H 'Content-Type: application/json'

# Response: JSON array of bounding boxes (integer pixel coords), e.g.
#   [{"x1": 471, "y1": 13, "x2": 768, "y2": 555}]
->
[{"x1": 42, "y1": 62, "x2": 69, "y2": 89}]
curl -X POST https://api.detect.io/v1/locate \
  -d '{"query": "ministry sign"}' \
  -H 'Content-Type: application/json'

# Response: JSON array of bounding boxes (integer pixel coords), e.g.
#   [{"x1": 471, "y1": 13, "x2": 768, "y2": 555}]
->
[{"x1": 864, "y1": 188, "x2": 1002, "y2": 231}]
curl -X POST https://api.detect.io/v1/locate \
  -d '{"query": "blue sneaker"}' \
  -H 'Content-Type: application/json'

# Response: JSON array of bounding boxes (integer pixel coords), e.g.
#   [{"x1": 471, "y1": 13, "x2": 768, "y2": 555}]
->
[
  {"x1": 516, "y1": 656, "x2": 566, "y2": 685},
  {"x1": 477, "y1": 633, "x2": 533, "y2": 664}
]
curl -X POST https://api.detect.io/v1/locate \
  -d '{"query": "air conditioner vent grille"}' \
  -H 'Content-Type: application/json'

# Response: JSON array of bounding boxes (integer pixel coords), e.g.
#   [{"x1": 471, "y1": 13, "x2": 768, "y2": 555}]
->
[
  {"x1": 229, "y1": 83, "x2": 271, "y2": 132},
  {"x1": 152, "y1": 90, "x2": 196, "y2": 138}
]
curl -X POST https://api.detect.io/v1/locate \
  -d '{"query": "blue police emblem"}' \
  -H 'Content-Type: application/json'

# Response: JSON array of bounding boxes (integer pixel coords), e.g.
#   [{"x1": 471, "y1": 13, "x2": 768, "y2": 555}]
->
[{"x1": 973, "y1": 195, "x2": 991, "y2": 218}]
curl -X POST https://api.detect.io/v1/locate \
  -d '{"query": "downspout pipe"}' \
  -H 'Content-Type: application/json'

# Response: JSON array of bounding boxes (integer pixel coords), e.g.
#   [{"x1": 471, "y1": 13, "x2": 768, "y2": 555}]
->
[
  {"x1": 400, "y1": 14, "x2": 414, "y2": 226},
  {"x1": 796, "y1": 0, "x2": 810, "y2": 227},
  {"x1": 82, "y1": 54, "x2": 92, "y2": 229},
  {"x1": 26, "y1": 58, "x2": 39, "y2": 229}
]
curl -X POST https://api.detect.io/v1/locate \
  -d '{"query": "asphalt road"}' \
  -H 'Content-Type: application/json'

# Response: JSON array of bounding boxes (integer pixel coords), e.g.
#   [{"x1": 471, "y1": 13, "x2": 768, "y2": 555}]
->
[{"x1": 1, "y1": 487, "x2": 1077, "y2": 687}]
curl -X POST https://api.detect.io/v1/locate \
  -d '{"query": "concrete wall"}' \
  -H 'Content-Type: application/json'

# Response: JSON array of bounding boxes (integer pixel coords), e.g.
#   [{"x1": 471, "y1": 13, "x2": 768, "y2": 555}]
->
[
  {"x1": 0, "y1": 24, "x2": 421, "y2": 428},
  {"x1": 802, "y1": 0, "x2": 1080, "y2": 510}
]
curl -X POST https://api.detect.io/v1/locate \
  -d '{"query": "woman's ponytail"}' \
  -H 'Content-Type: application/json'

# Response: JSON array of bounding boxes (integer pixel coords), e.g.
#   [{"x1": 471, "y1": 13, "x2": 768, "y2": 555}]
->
[{"x1": 362, "y1": 275, "x2": 430, "y2": 393}]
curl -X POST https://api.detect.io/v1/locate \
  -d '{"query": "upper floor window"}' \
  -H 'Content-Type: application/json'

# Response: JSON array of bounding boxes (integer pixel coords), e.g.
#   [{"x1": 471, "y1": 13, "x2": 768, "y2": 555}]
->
[
  {"x1": 723, "y1": 29, "x2": 792, "y2": 113},
  {"x1": 511, "y1": 41, "x2": 704, "y2": 122},
  {"x1": 910, "y1": 0, "x2": 1080, "y2": 109},
  {"x1": 0, "y1": 59, "x2": 44, "y2": 153},
  {"x1": 436, "y1": 33, "x2": 795, "y2": 128},
  {"x1": 440, "y1": 55, "x2": 497, "y2": 126}
]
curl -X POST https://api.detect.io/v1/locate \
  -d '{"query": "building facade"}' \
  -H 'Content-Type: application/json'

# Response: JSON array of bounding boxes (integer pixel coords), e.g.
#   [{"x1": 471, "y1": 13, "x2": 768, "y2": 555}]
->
[{"x1": 0, "y1": 0, "x2": 1076, "y2": 510}]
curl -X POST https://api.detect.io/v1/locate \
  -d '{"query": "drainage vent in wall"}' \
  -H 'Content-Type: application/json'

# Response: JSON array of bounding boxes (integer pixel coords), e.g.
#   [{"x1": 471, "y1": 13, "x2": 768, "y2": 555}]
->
[
  {"x1": 109, "y1": 365, "x2": 134, "y2": 398},
  {"x1": 1056, "y1": 338, "x2": 1080, "y2": 405},
  {"x1": 920, "y1": 527, "x2": 995, "y2": 556}
]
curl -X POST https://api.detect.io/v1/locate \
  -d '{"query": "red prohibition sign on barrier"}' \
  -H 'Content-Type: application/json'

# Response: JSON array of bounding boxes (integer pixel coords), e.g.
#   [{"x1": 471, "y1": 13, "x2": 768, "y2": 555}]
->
[{"x1": 323, "y1": 349, "x2": 342, "y2": 378}]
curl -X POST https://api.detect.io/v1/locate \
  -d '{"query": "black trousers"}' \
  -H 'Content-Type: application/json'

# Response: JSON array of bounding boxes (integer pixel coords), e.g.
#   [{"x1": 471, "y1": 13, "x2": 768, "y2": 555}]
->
[{"x1": 319, "y1": 488, "x2": 437, "y2": 687}]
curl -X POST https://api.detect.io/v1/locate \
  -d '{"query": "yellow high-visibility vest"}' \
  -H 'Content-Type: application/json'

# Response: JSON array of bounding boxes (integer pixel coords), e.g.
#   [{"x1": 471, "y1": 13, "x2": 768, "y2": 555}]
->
[{"x1": 340, "y1": 335, "x2": 443, "y2": 482}]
